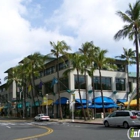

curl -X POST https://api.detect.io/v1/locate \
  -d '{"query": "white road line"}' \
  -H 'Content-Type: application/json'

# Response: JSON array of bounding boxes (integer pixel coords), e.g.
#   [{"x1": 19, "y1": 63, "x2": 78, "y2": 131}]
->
[{"x1": 6, "y1": 126, "x2": 11, "y2": 128}]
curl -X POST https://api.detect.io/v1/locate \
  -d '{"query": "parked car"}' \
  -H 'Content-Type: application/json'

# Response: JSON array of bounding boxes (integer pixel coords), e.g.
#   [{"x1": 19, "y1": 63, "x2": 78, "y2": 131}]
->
[
  {"x1": 34, "y1": 114, "x2": 50, "y2": 121},
  {"x1": 103, "y1": 110, "x2": 140, "y2": 128}
]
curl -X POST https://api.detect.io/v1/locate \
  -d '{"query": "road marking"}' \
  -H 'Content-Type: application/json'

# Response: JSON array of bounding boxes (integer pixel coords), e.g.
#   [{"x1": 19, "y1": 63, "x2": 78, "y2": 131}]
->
[
  {"x1": 14, "y1": 125, "x2": 53, "y2": 140},
  {"x1": 6, "y1": 126, "x2": 11, "y2": 128}
]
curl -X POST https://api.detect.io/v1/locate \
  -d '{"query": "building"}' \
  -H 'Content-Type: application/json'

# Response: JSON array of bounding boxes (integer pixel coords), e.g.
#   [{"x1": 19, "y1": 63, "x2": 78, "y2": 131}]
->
[{"x1": 0, "y1": 55, "x2": 131, "y2": 118}]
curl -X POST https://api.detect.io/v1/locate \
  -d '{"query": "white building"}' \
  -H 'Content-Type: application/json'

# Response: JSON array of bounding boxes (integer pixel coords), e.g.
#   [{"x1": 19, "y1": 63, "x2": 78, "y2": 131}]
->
[{"x1": 0, "y1": 56, "x2": 131, "y2": 118}]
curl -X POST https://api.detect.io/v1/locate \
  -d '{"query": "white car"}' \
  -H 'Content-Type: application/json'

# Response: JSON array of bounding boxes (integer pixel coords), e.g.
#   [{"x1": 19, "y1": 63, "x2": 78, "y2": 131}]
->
[
  {"x1": 103, "y1": 110, "x2": 140, "y2": 128},
  {"x1": 34, "y1": 114, "x2": 50, "y2": 121}
]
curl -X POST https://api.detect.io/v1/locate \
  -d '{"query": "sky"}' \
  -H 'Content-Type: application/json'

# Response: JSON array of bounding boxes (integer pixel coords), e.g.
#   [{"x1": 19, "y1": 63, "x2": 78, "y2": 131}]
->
[{"x1": 0, "y1": 0, "x2": 137, "y2": 84}]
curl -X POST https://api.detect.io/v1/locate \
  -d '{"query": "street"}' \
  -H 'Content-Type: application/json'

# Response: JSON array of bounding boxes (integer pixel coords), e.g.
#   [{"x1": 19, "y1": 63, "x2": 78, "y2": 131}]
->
[{"x1": 0, "y1": 120, "x2": 132, "y2": 140}]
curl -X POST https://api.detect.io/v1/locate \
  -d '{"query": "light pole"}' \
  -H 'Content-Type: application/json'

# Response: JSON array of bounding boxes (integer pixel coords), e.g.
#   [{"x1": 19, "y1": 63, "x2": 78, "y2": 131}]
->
[
  {"x1": 66, "y1": 100, "x2": 75, "y2": 122},
  {"x1": 46, "y1": 94, "x2": 48, "y2": 116}
]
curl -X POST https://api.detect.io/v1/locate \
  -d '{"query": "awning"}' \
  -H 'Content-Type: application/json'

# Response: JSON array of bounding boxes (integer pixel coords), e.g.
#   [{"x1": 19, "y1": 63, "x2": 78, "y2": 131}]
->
[
  {"x1": 124, "y1": 99, "x2": 140, "y2": 107},
  {"x1": 0, "y1": 106, "x2": 4, "y2": 111},
  {"x1": 93, "y1": 96, "x2": 115, "y2": 104},
  {"x1": 77, "y1": 103, "x2": 118, "y2": 109},
  {"x1": 54, "y1": 97, "x2": 69, "y2": 105},
  {"x1": 17, "y1": 103, "x2": 22, "y2": 108},
  {"x1": 32, "y1": 101, "x2": 42, "y2": 107},
  {"x1": 17, "y1": 102, "x2": 30, "y2": 108},
  {"x1": 75, "y1": 99, "x2": 92, "y2": 104},
  {"x1": 41, "y1": 99, "x2": 53, "y2": 106},
  {"x1": 117, "y1": 99, "x2": 127, "y2": 103}
]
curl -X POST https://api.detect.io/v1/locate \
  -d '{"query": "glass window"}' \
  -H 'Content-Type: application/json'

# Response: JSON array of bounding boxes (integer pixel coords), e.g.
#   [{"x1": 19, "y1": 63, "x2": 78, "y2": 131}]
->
[
  {"x1": 116, "y1": 78, "x2": 125, "y2": 91},
  {"x1": 59, "y1": 78, "x2": 69, "y2": 91},
  {"x1": 74, "y1": 75, "x2": 86, "y2": 89},
  {"x1": 45, "y1": 66, "x2": 55, "y2": 75},
  {"x1": 39, "y1": 71, "x2": 44, "y2": 77},
  {"x1": 57, "y1": 60, "x2": 69, "y2": 71},
  {"x1": 93, "y1": 77, "x2": 111, "y2": 90}
]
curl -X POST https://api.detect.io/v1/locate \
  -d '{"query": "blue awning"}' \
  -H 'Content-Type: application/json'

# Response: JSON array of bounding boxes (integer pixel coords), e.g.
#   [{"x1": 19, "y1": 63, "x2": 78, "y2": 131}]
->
[
  {"x1": 77, "y1": 103, "x2": 119, "y2": 109},
  {"x1": 75, "y1": 99, "x2": 92, "y2": 104},
  {"x1": 54, "y1": 97, "x2": 69, "y2": 105},
  {"x1": 93, "y1": 96, "x2": 115, "y2": 104},
  {"x1": 117, "y1": 99, "x2": 127, "y2": 103}
]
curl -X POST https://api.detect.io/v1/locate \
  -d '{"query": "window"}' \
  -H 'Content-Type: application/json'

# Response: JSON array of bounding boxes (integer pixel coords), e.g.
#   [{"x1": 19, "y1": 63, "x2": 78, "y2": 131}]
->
[
  {"x1": 93, "y1": 77, "x2": 111, "y2": 90},
  {"x1": 57, "y1": 60, "x2": 69, "y2": 71},
  {"x1": 116, "y1": 112, "x2": 130, "y2": 117},
  {"x1": 74, "y1": 75, "x2": 86, "y2": 89},
  {"x1": 45, "y1": 66, "x2": 55, "y2": 75},
  {"x1": 39, "y1": 71, "x2": 44, "y2": 77},
  {"x1": 45, "y1": 81, "x2": 53, "y2": 94},
  {"x1": 59, "y1": 78, "x2": 69, "y2": 91},
  {"x1": 116, "y1": 78, "x2": 125, "y2": 91},
  {"x1": 116, "y1": 64, "x2": 125, "y2": 72}
]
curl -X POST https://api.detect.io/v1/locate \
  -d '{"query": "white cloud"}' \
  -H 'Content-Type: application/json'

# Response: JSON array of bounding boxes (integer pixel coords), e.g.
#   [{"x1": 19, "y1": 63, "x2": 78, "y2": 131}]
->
[{"x1": 0, "y1": 0, "x2": 137, "y2": 84}]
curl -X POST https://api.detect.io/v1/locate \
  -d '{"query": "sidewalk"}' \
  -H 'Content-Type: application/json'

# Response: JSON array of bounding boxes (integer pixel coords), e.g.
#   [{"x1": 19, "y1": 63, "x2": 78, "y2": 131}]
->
[
  {"x1": 50, "y1": 118, "x2": 103, "y2": 125},
  {"x1": 0, "y1": 116, "x2": 103, "y2": 125}
]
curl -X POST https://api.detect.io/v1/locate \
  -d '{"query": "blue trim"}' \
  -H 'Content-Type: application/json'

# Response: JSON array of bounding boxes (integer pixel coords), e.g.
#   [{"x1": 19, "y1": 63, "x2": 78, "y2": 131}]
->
[{"x1": 54, "y1": 97, "x2": 69, "y2": 105}]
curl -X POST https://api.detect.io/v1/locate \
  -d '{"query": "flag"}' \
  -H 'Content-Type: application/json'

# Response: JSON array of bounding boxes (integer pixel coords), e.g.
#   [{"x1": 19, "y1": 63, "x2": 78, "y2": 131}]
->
[
  {"x1": 28, "y1": 85, "x2": 31, "y2": 92},
  {"x1": 39, "y1": 80, "x2": 43, "y2": 89},
  {"x1": 66, "y1": 89, "x2": 75, "y2": 93},
  {"x1": 51, "y1": 77, "x2": 58, "y2": 88}
]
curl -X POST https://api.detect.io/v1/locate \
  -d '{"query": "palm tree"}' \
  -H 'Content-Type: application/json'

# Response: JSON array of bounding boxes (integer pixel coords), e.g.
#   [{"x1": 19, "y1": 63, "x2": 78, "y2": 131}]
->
[
  {"x1": 93, "y1": 48, "x2": 117, "y2": 118},
  {"x1": 4, "y1": 66, "x2": 22, "y2": 117},
  {"x1": 115, "y1": 47, "x2": 135, "y2": 101},
  {"x1": 87, "y1": 44, "x2": 99, "y2": 119},
  {"x1": 50, "y1": 41, "x2": 71, "y2": 119},
  {"x1": 21, "y1": 52, "x2": 48, "y2": 115},
  {"x1": 79, "y1": 42, "x2": 93, "y2": 119},
  {"x1": 114, "y1": 0, "x2": 140, "y2": 110},
  {"x1": 63, "y1": 53, "x2": 87, "y2": 120}
]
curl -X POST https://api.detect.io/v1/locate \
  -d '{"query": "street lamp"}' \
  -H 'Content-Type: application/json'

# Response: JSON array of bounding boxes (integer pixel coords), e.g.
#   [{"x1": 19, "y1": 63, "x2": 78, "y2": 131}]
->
[
  {"x1": 66, "y1": 100, "x2": 75, "y2": 122},
  {"x1": 46, "y1": 94, "x2": 48, "y2": 116}
]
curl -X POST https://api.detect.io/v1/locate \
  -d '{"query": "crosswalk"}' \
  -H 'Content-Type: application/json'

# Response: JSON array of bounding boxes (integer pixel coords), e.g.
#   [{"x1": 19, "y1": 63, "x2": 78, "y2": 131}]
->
[{"x1": 0, "y1": 121, "x2": 81, "y2": 128}]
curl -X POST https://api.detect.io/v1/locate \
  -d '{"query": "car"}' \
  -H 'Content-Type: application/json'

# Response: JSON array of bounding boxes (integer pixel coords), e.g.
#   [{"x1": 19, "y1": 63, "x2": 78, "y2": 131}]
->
[
  {"x1": 34, "y1": 114, "x2": 50, "y2": 121},
  {"x1": 103, "y1": 110, "x2": 140, "y2": 128}
]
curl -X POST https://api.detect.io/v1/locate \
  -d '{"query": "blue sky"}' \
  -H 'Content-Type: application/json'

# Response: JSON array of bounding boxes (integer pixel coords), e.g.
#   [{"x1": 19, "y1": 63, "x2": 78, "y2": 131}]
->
[{"x1": 0, "y1": 0, "x2": 137, "y2": 83}]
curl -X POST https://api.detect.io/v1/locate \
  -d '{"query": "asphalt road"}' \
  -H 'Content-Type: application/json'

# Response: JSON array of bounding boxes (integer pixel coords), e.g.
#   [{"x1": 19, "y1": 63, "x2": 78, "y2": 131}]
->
[{"x1": 0, "y1": 121, "x2": 136, "y2": 140}]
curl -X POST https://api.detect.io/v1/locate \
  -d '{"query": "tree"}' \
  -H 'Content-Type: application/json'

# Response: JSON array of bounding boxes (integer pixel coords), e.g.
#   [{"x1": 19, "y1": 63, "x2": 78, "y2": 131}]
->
[
  {"x1": 63, "y1": 53, "x2": 87, "y2": 120},
  {"x1": 79, "y1": 42, "x2": 93, "y2": 119},
  {"x1": 21, "y1": 52, "x2": 48, "y2": 116},
  {"x1": 115, "y1": 47, "x2": 135, "y2": 101},
  {"x1": 114, "y1": 0, "x2": 140, "y2": 110},
  {"x1": 50, "y1": 41, "x2": 71, "y2": 119},
  {"x1": 87, "y1": 44, "x2": 99, "y2": 119},
  {"x1": 93, "y1": 48, "x2": 117, "y2": 118}
]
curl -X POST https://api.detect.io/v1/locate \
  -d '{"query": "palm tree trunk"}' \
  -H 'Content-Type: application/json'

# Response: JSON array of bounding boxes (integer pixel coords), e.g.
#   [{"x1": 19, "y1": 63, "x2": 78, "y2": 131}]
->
[
  {"x1": 77, "y1": 70, "x2": 86, "y2": 120},
  {"x1": 56, "y1": 56, "x2": 63, "y2": 119},
  {"x1": 84, "y1": 68, "x2": 90, "y2": 119},
  {"x1": 92, "y1": 75, "x2": 96, "y2": 119},
  {"x1": 135, "y1": 26, "x2": 140, "y2": 110},
  {"x1": 127, "y1": 64, "x2": 129, "y2": 102},
  {"x1": 30, "y1": 77, "x2": 36, "y2": 116},
  {"x1": 99, "y1": 69, "x2": 105, "y2": 118}
]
